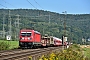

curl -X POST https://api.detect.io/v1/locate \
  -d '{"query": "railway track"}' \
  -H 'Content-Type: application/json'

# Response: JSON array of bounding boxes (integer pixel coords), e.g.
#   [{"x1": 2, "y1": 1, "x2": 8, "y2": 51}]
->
[{"x1": 0, "y1": 46, "x2": 64, "y2": 60}]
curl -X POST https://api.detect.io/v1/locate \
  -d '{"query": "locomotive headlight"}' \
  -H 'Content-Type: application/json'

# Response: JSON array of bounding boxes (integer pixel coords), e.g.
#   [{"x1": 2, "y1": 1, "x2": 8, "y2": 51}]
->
[
  {"x1": 22, "y1": 37, "x2": 24, "y2": 40},
  {"x1": 28, "y1": 37, "x2": 30, "y2": 40}
]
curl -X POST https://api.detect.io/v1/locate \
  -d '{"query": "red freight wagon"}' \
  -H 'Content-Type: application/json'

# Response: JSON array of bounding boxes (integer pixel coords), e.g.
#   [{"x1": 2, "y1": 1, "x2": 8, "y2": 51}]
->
[
  {"x1": 19, "y1": 29, "x2": 41, "y2": 48},
  {"x1": 53, "y1": 37, "x2": 62, "y2": 46},
  {"x1": 41, "y1": 36, "x2": 54, "y2": 47}
]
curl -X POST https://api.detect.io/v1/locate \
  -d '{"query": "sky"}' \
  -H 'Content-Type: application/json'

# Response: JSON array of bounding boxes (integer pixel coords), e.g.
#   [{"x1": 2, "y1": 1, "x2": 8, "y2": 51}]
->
[{"x1": 0, "y1": 0, "x2": 90, "y2": 14}]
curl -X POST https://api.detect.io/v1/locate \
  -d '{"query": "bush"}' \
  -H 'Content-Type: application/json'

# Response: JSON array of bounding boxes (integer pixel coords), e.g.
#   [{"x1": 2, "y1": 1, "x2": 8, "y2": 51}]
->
[
  {"x1": 0, "y1": 41, "x2": 10, "y2": 50},
  {"x1": 39, "y1": 44, "x2": 88, "y2": 60}
]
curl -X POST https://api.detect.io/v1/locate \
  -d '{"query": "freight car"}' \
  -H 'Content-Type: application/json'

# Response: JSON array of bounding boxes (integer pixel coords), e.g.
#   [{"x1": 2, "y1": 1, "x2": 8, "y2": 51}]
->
[
  {"x1": 53, "y1": 37, "x2": 62, "y2": 46},
  {"x1": 41, "y1": 36, "x2": 54, "y2": 47}
]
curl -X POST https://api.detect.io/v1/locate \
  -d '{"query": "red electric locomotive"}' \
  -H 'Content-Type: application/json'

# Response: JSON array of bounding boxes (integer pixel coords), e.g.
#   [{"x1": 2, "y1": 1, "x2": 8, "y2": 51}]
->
[{"x1": 19, "y1": 29, "x2": 41, "y2": 48}]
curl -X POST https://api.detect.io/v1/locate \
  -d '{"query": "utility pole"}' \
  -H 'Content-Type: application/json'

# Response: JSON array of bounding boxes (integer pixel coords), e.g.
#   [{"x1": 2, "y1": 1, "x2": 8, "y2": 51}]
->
[
  {"x1": 3, "y1": 12, "x2": 5, "y2": 39},
  {"x1": 16, "y1": 15, "x2": 20, "y2": 40},
  {"x1": 49, "y1": 12, "x2": 50, "y2": 23},
  {"x1": 62, "y1": 11, "x2": 67, "y2": 47},
  {"x1": 17, "y1": 15, "x2": 20, "y2": 29},
  {"x1": 14, "y1": 20, "x2": 16, "y2": 39},
  {"x1": 62, "y1": 11, "x2": 67, "y2": 36},
  {"x1": 9, "y1": 10, "x2": 12, "y2": 40}
]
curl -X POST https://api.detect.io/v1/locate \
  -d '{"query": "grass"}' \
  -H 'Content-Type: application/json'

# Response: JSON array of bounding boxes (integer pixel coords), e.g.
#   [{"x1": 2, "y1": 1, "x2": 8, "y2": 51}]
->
[
  {"x1": 83, "y1": 48, "x2": 90, "y2": 59},
  {"x1": 0, "y1": 40, "x2": 19, "y2": 50}
]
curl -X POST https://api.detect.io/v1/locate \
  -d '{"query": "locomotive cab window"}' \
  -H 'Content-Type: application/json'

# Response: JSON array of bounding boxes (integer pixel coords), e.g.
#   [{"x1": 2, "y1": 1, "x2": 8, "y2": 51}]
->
[
  {"x1": 21, "y1": 32, "x2": 31, "y2": 37},
  {"x1": 27, "y1": 33, "x2": 31, "y2": 37}
]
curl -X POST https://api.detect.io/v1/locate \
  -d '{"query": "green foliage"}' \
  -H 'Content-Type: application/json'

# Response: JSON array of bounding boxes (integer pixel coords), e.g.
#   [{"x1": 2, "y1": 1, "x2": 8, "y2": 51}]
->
[
  {"x1": 0, "y1": 9, "x2": 90, "y2": 44},
  {"x1": 0, "y1": 40, "x2": 19, "y2": 50},
  {"x1": 0, "y1": 41, "x2": 10, "y2": 50},
  {"x1": 83, "y1": 48, "x2": 90, "y2": 59},
  {"x1": 39, "y1": 44, "x2": 88, "y2": 60}
]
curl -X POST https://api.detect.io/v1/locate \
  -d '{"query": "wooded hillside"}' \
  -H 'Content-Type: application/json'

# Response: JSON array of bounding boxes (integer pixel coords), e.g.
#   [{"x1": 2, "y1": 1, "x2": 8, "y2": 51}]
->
[{"x1": 0, "y1": 9, "x2": 90, "y2": 44}]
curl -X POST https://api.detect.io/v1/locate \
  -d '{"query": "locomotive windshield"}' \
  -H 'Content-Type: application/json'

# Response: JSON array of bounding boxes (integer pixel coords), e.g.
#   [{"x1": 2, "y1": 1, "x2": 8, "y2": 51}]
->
[{"x1": 21, "y1": 32, "x2": 31, "y2": 37}]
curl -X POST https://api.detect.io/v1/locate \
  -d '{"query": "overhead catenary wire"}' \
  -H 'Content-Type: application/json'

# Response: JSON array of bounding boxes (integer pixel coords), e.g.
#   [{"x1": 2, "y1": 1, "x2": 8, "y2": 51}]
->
[
  {"x1": 0, "y1": 4, "x2": 7, "y2": 8},
  {"x1": 34, "y1": 0, "x2": 43, "y2": 9},
  {"x1": 2, "y1": 0, "x2": 17, "y2": 8},
  {"x1": 33, "y1": 0, "x2": 50, "y2": 23},
  {"x1": 26, "y1": 0, "x2": 37, "y2": 9}
]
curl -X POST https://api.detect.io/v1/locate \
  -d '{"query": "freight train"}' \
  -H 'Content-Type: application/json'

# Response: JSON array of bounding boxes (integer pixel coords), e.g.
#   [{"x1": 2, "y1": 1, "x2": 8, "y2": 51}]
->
[{"x1": 19, "y1": 29, "x2": 67, "y2": 48}]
